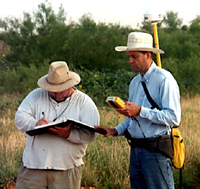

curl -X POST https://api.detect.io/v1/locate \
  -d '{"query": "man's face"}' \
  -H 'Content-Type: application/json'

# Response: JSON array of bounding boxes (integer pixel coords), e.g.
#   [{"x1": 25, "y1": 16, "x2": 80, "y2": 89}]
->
[
  {"x1": 49, "y1": 88, "x2": 73, "y2": 102},
  {"x1": 128, "y1": 51, "x2": 152, "y2": 76}
]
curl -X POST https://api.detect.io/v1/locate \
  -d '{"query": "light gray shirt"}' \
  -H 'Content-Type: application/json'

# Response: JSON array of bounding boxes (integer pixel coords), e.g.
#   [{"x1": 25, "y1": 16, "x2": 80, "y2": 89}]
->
[{"x1": 15, "y1": 88, "x2": 100, "y2": 170}]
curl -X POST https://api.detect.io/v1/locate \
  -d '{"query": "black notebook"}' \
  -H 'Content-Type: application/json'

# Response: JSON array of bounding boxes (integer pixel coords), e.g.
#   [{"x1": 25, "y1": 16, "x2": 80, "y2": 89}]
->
[{"x1": 26, "y1": 118, "x2": 107, "y2": 136}]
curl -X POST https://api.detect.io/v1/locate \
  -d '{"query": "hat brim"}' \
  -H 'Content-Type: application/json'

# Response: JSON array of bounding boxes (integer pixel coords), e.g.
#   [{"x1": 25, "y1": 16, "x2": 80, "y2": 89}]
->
[
  {"x1": 37, "y1": 71, "x2": 81, "y2": 92},
  {"x1": 115, "y1": 46, "x2": 164, "y2": 54}
]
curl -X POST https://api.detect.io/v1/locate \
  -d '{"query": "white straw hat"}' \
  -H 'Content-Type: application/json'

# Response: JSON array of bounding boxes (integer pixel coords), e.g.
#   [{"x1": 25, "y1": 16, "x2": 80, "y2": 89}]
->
[
  {"x1": 115, "y1": 32, "x2": 164, "y2": 54},
  {"x1": 37, "y1": 61, "x2": 81, "y2": 92}
]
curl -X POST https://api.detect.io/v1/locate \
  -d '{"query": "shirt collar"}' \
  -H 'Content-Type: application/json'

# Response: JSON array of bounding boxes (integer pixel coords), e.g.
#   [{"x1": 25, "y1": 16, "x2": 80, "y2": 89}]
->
[
  {"x1": 139, "y1": 62, "x2": 157, "y2": 83},
  {"x1": 49, "y1": 88, "x2": 77, "y2": 104}
]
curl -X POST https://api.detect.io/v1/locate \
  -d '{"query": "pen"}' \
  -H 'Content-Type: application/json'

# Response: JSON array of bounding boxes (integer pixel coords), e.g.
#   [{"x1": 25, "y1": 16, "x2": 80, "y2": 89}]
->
[{"x1": 42, "y1": 112, "x2": 46, "y2": 118}]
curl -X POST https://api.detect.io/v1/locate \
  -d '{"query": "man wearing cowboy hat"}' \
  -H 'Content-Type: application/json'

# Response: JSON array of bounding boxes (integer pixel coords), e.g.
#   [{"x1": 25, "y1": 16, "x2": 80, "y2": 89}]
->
[
  {"x1": 15, "y1": 61, "x2": 100, "y2": 189},
  {"x1": 95, "y1": 32, "x2": 181, "y2": 189}
]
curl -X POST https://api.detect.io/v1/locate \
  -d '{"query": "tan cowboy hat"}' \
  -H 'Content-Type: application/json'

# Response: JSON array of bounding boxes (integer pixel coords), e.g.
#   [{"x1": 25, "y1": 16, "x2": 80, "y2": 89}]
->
[
  {"x1": 37, "y1": 61, "x2": 81, "y2": 92},
  {"x1": 115, "y1": 32, "x2": 164, "y2": 54}
]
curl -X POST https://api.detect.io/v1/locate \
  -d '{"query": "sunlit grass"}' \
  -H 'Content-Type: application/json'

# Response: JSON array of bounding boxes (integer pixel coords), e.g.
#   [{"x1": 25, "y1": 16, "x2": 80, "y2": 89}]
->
[
  {"x1": 82, "y1": 108, "x2": 129, "y2": 188},
  {"x1": 0, "y1": 114, "x2": 25, "y2": 187},
  {"x1": 172, "y1": 96, "x2": 200, "y2": 188},
  {"x1": 0, "y1": 95, "x2": 200, "y2": 188}
]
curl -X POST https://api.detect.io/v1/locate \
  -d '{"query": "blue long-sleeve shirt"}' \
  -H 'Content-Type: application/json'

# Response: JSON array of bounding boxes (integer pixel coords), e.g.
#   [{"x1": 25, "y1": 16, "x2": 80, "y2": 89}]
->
[{"x1": 115, "y1": 62, "x2": 181, "y2": 139}]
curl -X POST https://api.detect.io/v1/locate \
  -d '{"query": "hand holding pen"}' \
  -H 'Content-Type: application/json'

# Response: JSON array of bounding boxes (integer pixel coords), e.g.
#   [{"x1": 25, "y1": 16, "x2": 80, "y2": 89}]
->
[{"x1": 35, "y1": 111, "x2": 49, "y2": 127}]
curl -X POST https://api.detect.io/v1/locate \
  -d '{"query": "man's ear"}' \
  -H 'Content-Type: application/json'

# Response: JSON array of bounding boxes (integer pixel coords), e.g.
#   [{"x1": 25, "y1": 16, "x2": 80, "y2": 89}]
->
[{"x1": 146, "y1": 51, "x2": 153, "y2": 59}]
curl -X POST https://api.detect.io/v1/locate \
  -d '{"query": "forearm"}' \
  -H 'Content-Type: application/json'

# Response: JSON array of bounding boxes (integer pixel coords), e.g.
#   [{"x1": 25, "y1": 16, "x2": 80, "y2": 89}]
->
[
  {"x1": 15, "y1": 109, "x2": 38, "y2": 133},
  {"x1": 114, "y1": 117, "x2": 130, "y2": 136},
  {"x1": 67, "y1": 129, "x2": 97, "y2": 144},
  {"x1": 140, "y1": 107, "x2": 181, "y2": 127}
]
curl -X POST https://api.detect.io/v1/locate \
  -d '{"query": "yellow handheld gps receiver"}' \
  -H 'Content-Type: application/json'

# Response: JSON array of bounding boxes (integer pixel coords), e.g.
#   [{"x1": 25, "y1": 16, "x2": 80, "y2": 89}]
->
[{"x1": 106, "y1": 96, "x2": 126, "y2": 109}]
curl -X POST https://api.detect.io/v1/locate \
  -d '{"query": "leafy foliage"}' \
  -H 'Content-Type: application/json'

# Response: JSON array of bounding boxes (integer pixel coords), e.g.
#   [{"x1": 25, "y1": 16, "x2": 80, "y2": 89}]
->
[
  {"x1": 76, "y1": 68, "x2": 136, "y2": 105},
  {"x1": 0, "y1": 62, "x2": 136, "y2": 106},
  {"x1": 0, "y1": 2, "x2": 200, "y2": 98},
  {"x1": 163, "y1": 11, "x2": 183, "y2": 32}
]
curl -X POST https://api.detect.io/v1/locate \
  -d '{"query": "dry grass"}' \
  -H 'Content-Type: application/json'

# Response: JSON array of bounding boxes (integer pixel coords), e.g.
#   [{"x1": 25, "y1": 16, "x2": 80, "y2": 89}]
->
[
  {"x1": 172, "y1": 96, "x2": 200, "y2": 188},
  {"x1": 83, "y1": 98, "x2": 200, "y2": 188},
  {"x1": 82, "y1": 108, "x2": 130, "y2": 188},
  {"x1": 0, "y1": 110, "x2": 25, "y2": 187},
  {"x1": 0, "y1": 96, "x2": 200, "y2": 188},
  {"x1": 0, "y1": 109, "x2": 26, "y2": 152},
  {"x1": 180, "y1": 95, "x2": 200, "y2": 166}
]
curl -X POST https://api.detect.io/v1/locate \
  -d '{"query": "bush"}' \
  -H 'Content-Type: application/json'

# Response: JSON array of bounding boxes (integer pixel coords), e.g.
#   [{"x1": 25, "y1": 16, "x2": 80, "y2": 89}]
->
[
  {"x1": 76, "y1": 68, "x2": 136, "y2": 106},
  {"x1": 0, "y1": 62, "x2": 49, "y2": 95}
]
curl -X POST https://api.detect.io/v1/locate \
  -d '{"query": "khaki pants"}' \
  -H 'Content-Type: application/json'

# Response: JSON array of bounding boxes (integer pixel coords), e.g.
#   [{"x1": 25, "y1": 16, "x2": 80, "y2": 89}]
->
[{"x1": 16, "y1": 164, "x2": 82, "y2": 189}]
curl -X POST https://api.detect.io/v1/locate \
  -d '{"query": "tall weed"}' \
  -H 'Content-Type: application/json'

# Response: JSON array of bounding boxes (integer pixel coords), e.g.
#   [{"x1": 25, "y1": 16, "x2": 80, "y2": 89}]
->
[{"x1": 0, "y1": 94, "x2": 200, "y2": 188}]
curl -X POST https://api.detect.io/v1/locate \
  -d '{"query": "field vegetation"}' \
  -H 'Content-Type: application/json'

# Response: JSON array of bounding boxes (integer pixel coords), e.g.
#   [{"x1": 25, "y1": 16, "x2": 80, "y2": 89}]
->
[
  {"x1": 0, "y1": 1, "x2": 200, "y2": 188},
  {"x1": 0, "y1": 94, "x2": 200, "y2": 188}
]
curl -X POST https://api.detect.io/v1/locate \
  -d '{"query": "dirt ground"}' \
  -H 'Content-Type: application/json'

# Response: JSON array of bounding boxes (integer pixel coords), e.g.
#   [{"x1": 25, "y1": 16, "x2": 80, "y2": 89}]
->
[
  {"x1": 1, "y1": 182, "x2": 97, "y2": 189},
  {"x1": 3, "y1": 182, "x2": 200, "y2": 189}
]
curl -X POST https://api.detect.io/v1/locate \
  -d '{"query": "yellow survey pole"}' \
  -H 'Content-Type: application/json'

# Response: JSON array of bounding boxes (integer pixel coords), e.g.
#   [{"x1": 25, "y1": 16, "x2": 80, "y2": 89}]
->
[
  {"x1": 144, "y1": 8, "x2": 163, "y2": 67},
  {"x1": 153, "y1": 23, "x2": 161, "y2": 68}
]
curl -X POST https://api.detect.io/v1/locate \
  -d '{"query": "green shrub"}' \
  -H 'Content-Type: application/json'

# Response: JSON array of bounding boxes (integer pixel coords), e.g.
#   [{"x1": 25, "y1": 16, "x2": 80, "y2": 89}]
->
[
  {"x1": 0, "y1": 62, "x2": 49, "y2": 95},
  {"x1": 76, "y1": 68, "x2": 136, "y2": 106}
]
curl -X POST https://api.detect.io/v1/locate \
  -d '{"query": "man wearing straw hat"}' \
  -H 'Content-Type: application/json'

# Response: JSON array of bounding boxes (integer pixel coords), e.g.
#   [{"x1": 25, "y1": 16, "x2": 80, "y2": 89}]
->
[
  {"x1": 95, "y1": 32, "x2": 181, "y2": 189},
  {"x1": 15, "y1": 61, "x2": 100, "y2": 189}
]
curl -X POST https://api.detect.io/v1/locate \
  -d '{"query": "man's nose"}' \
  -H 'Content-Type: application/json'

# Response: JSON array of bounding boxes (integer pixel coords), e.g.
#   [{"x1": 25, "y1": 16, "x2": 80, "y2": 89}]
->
[{"x1": 129, "y1": 57, "x2": 135, "y2": 63}]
